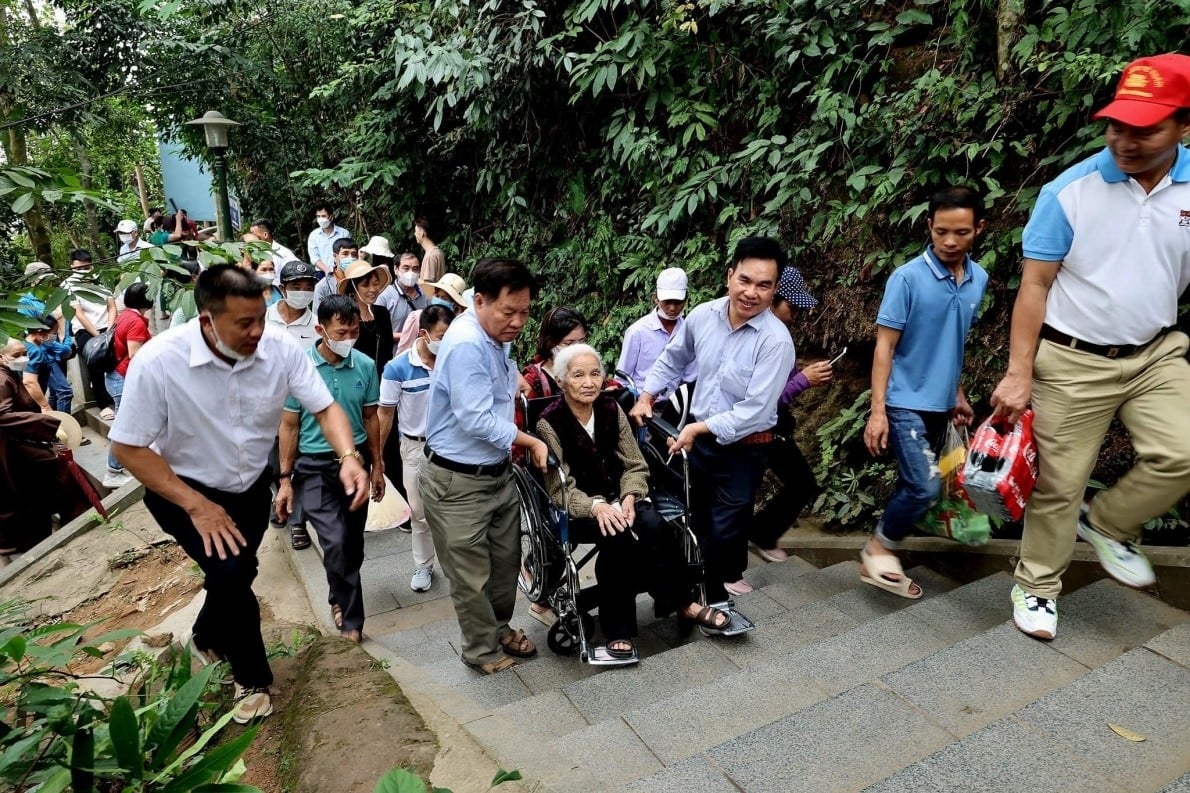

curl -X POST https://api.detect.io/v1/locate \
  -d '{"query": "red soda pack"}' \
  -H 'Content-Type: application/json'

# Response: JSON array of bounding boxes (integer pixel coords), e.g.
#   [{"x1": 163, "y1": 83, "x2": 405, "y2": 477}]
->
[{"x1": 957, "y1": 410, "x2": 1039, "y2": 522}]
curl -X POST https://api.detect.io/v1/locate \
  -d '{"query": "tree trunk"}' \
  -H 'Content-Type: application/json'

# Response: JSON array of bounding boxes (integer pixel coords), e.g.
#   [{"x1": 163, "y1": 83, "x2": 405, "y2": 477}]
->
[
  {"x1": 996, "y1": 0, "x2": 1025, "y2": 83},
  {"x1": 73, "y1": 132, "x2": 102, "y2": 253}
]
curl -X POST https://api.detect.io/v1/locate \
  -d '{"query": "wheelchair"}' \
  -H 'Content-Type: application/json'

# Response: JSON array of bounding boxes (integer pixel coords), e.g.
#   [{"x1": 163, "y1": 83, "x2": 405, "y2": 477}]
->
[{"x1": 514, "y1": 386, "x2": 753, "y2": 669}]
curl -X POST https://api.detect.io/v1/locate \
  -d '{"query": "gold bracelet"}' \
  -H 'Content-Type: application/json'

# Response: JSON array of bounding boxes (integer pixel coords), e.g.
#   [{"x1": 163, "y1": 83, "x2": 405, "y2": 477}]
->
[{"x1": 337, "y1": 450, "x2": 363, "y2": 465}]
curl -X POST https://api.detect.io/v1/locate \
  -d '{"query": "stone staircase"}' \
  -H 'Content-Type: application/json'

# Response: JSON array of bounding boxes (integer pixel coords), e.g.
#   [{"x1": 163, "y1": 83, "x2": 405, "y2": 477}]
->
[{"x1": 318, "y1": 531, "x2": 1190, "y2": 793}]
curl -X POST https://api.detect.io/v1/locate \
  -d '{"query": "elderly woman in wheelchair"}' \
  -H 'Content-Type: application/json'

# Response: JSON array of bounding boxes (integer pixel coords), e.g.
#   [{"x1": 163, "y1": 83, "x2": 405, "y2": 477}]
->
[{"x1": 534, "y1": 343, "x2": 730, "y2": 659}]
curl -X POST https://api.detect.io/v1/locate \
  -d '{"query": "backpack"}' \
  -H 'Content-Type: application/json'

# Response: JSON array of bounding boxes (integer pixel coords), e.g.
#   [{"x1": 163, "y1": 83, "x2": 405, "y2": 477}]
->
[{"x1": 81, "y1": 327, "x2": 117, "y2": 374}]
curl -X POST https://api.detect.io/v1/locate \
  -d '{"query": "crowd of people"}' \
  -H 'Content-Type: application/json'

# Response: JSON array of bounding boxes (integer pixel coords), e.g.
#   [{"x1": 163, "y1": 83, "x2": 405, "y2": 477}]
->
[{"x1": 4, "y1": 54, "x2": 1187, "y2": 720}]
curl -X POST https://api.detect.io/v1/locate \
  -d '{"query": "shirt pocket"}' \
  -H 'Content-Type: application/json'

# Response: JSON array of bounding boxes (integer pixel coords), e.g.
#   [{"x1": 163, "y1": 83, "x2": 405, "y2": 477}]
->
[{"x1": 719, "y1": 362, "x2": 752, "y2": 402}]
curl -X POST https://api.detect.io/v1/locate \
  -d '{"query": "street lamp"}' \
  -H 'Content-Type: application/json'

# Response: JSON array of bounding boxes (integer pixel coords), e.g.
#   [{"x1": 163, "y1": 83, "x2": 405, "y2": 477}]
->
[{"x1": 185, "y1": 111, "x2": 240, "y2": 242}]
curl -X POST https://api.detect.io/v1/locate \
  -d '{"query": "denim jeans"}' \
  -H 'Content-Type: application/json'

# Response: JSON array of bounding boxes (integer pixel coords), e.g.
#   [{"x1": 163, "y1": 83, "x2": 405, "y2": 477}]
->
[
  {"x1": 876, "y1": 408, "x2": 949, "y2": 548},
  {"x1": 105, "y1": 371, "x2": 124, "y2": 471},
  {"x1": 46, "y1": 362, "x2": 73, "y2": 413}
]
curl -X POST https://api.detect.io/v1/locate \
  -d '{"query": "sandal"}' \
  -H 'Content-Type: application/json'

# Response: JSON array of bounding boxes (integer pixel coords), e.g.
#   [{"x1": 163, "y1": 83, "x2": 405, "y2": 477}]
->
[
  {"x1": 688, "y1": 604, "x2": 731, "y2": 632},
  {"x1": 527, "y1": 604, "x2": 558, "y2": 627},
  {"x1": 498, "y1": 628, "x2": 537, "y2": 658},
  {"x1": 605, "y1": 638, "x2": 636, "y2": 659},
  {"x1": 331, "y1": 604, "x2": 344, "y2": 630},
  {"x1": 860, "y1": 547, "x2": 923, "y2": 599},
  {"x1": 340, "y1": 629, "x2": 362, "y2": 643},
  {"x1": 462, "y1": 655, "x2": 519, "y2": 675},
  {"x1": 291, "y1": 525, "x2": 311, "y2": 550}
]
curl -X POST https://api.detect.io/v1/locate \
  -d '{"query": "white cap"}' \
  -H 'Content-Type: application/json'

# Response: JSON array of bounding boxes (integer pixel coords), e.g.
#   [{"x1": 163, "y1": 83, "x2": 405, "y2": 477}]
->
[
  {"x1": 656, "y1": 267, "x2": 688, "y2": 301},
  {"x1": 115, "y1": 219, "x2": 137, "y2": 233}
]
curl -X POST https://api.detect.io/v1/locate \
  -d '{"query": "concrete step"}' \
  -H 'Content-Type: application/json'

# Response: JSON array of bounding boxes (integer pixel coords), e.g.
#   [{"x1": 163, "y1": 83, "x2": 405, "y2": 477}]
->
[
  {"x1": 82, "y1": 406, "x2": 113, "y2": 440},
  {"x1": 72, "y1": 423, "x2": 112, "y2": 492}
]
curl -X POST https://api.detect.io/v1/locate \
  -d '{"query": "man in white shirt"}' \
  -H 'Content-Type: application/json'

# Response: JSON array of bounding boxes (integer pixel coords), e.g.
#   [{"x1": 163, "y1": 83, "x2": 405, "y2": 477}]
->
[
  {"x1": 108, "y1": 264, "x2": 368, "y2": 724},
  {"x1": 115, "y1": 219, "x2": 152, "y2": 263}
]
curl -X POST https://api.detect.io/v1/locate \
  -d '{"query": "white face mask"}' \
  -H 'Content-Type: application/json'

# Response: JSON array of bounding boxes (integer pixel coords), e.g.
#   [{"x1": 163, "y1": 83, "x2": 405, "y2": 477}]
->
[
  {"x1": 284, "y1": 290, "x2": 315, "y2": 310},
  {"x1": 203, "y1": 316, "x2": 248, "y2": 362},
  {"x1": 118, "y1": 233, "x2": 134, "y2": 244},
  {"x1": 398, "y1": 270, "x2": 419, "y2": 288},
  {"x1": 657, "y1": 306, "x2": 682, "y2": 322},
  {"x1": 422, "y1": 334, "x2": 441, "y2": 356},
  {"x1": 317, "y1": 217, "x2": 332, "y2": 229},
  {"x1": 322, "y1": 334, "x2": 356, "y2": 358},
  {"x1": 5, "y1": 356, "x2": 29, "y2": 373}
]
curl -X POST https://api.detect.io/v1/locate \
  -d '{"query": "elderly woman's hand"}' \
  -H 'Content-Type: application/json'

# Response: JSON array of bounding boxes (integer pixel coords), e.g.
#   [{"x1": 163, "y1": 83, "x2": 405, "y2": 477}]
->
[
  {"x1": 592, "y1": 500, "x2": 630, "y2": 536},
  {"x1": 620, "y1": 494, "x2": 636, "y2": 526}
]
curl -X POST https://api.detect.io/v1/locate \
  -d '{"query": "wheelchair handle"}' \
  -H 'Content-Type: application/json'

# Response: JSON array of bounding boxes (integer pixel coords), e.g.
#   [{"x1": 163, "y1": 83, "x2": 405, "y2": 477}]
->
[{"x1": 546, "y1": 450, "x2": 561, "y2": 470}]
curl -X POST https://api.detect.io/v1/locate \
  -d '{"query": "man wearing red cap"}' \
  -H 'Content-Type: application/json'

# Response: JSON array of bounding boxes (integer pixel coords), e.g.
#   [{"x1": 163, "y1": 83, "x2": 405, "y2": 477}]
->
[{"x1": 992, "y1": 54, "x2": 1190, "y2": 641}]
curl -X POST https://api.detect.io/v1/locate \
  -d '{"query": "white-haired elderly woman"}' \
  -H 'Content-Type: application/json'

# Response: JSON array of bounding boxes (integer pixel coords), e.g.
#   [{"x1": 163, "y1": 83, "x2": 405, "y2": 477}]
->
[{"x1": 535, "y1": 343, "x2": 729, "y2": 658}]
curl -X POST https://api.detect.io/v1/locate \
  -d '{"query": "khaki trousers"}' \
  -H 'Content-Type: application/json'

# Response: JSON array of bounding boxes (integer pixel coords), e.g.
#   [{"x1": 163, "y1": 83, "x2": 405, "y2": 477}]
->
[
  {"x1": 1015, "y1": 331, "x2": 1190, "y2": 599},
  {"x1": 419, "y1": 460, "x2": 520, "y2": 666}
]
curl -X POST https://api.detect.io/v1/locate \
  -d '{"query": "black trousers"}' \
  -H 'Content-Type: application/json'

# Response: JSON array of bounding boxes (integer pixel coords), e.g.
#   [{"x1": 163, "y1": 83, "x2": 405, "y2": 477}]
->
[
  {"x1": 688, "y1": 437, "x2": 772, "y2": 602},
  {"x1": 295, "y1": 455, "x2": 368, "y2": 631},
  {"x1": 570, "y1": 500, "x2": 692, "y2": 641},
  {"x1": 72, "y1": 328, "x2": 113, "y2": 409},
  {"x1": 750, "y1": 437, "x2": 820, "y2": 550},
  {"x1": 143, "y1": 471, "x2": 273, "y2": 689}
]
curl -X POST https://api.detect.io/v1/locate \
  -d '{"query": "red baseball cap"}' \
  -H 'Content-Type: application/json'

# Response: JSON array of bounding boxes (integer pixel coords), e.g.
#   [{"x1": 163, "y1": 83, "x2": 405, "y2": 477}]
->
[{"x1": 1092, "y1": 53, "x2": 1190, "y2": 127}]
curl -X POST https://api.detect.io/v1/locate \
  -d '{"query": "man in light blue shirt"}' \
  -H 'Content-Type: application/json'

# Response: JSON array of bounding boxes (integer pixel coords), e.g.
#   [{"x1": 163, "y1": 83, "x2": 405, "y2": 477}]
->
[
  {"x1": 616, "y1": 267, "x2": 697, "y2": 393},
  {"x1": 863, "y1": 186, "x2": 987, "y2": 600},
  {"x1": 306, "y1": 203, "x2": 351, "y2": 278},
  {"x1": 419, "y1": 258, "x2": 548, "y2": 674},
  {"x1": 631, "y1": 236, "x2": 795, "y2": 604}
]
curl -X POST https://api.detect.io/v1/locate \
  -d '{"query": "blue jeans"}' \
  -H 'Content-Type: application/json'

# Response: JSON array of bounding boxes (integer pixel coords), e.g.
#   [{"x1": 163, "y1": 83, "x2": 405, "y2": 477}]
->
[
  {"x1": 105, "y1": 371, "x2": 124, "y2": 471},
  {"x1": 876, "y1": 408, "x2": 949, "y2": 548},
  {"x1": 46, "y1": 362, "x2": 73, "y2": 413}
]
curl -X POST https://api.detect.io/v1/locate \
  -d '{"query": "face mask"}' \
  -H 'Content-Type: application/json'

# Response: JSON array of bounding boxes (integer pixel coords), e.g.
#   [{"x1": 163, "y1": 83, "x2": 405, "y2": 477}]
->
[
  {"x1": 422, "y1": 334, "x2": 441, "y2": 355},
  {"x1": 398, "y1": 270, "x2": 419, "y2": 288},
  {"x1": 317, "y1": 217, "x2": 332, "y2": 229},
  {"x1": 657, "y1": 306, "x2": 682, "y2": 322},
  {"x1": 285, "y1": 290, "x2": 314, "y2": 310},
  {"x1": 322, "y1": 334, "x2": 356, "y2": 358},
  {"x1": 430, "y1": 297, "x2": 454, "y2": 310},
  {"x1": 118, "y1": 233, "x2": 133, "y2": 244},
  {"x1": 203, "y1": 316, "x2": 248, "y2": 362},
  {"x1": 338, "y1": 257, "x2": 356, "y2": 271},
  {"x1": 5, "y1": 356, "x2": 28, "y2": 373}
]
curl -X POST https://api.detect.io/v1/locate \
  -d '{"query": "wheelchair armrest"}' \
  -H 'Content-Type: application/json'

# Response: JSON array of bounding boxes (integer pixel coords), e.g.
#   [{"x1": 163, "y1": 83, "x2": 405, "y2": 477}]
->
[{"x1": 647, "y1": 416, "x2": 681, "y2": 441}]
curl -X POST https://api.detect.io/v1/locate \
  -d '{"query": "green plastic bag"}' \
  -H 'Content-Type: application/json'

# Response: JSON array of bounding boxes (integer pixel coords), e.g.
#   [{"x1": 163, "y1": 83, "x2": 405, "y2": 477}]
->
[{"x1": 917, "y1": 497, "x2": 992, "y2": 546}]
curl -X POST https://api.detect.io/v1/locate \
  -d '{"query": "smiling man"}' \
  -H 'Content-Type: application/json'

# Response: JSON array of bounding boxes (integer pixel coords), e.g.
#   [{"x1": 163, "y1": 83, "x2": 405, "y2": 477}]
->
[
  {"x1": 991, "y1": 54, "x2": 1190, "y2": 641},
  {"x1": 630, "y1": 236, "x2": 794, "y2": 605}
]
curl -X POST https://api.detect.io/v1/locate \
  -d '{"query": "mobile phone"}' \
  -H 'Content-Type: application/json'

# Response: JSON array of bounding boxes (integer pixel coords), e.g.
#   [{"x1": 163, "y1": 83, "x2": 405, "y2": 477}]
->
[{"x1": 828, "y1": 347, "x2": 848, "y2": 366}]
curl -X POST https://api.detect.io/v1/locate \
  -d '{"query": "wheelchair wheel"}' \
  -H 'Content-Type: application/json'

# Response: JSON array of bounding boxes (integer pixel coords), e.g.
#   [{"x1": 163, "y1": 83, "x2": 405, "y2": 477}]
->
[
  {"x1": 515, "y1": 467, "x2": 550, "y2": 601},
  {"x1": 547, "y1": 612, "x2": 593, "y2": 656}
]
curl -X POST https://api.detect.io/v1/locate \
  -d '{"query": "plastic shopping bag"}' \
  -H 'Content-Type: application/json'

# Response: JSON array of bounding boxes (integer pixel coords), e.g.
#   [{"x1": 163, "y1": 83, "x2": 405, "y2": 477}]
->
[
  {"x1": 958, "y1": 410, "x2": 1039, "y2": 522},
  {"x1": 937, "y1": 423, "x2": 967, "y2": 499},
  {"x1": 917, "y1": 497, "x2": 992, "y2": 546},
  {"x1": 365, "y1": 476, "x2": 411, "y2": 532}
]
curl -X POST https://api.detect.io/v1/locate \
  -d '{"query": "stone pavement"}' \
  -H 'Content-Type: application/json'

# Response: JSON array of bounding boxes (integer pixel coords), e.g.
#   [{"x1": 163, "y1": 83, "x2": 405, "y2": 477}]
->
[{"x1": 281, "y1": 524, "x2": 1190, "y2": 792}]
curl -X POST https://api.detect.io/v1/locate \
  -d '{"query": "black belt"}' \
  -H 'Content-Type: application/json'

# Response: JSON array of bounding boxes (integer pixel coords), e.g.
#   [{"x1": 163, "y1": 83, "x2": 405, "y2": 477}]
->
[
  {"x1": 402, "y1": 433, "x2": 427, "y2": 442},
  {"x1": 1040, "y1": 324, "x2": 1173, "y2": 360},
  {"x1": 424, "y1": 447, "x2": 509, "y2": 477}
]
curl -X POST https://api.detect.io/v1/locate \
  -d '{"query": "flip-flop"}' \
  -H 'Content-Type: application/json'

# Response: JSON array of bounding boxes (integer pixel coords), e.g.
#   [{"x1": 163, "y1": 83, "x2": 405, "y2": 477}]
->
[
  {"x1": 331, "y1": 604, "x2": 344, "y2": 630},
  {"x1": 527, "y1": 605, "x2": 558, "y2": 627},
  {"x1": 860, "y1": 548, "x2": 923, "y2": 599},
  {"x1": 462, "y1": 655, "x2": 519, "y2": 675},
  {"x1": 605, "y1": 639, "x2": 636, "y2": 659},
  {"x1": 498, "y1": 628, "x2": 538, "y2": 658}
]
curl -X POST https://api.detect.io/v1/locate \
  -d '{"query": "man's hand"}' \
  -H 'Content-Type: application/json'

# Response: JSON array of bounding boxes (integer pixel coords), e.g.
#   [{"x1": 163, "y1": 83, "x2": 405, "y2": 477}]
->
[
  {"x1": 628, "y1": 393, "x2": 655, "y2": 426},
  {"x1": 592, "y1": 501, "x2": 629, "y2": 536},
  {"x1": 667, "y1": 420, "x2": 707, "y2": 454},
  {"x1": 528, "y1": 438, "x2": 549, "y2": 472},
  {"x1": 186, "y1": 498, "x2": 247, "y2": 560},
  {"x1": 340, "y1": 457, "x2": 370, "y2": 511},
  {"x1": 990, "y1": 372, "x2": 1031, "y2": 424},
  {"x1": 370, "y1": 464, "x2": 386, "y2": 503},
  {"x1": 620, "y1": 494, "x2": 637, "y2": 526},
  {"x1": 803, "y1": 361, "x2": 833, "y2": 388},
  {"x1": 274, "y1": 481, "x2": 293, "y2": 524},
  {"x1": 864, "y1": 410, "x2": 889, "y2": 457},
  {"x1": 951, "y1": 391, "x2": 975, "y2": 426}
]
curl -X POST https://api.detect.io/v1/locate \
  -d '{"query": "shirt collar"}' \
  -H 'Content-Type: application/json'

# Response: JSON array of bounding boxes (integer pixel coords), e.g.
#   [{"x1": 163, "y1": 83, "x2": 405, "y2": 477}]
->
[{"x1": 921, "y1": 247, "x2": 974, "y2": 285}]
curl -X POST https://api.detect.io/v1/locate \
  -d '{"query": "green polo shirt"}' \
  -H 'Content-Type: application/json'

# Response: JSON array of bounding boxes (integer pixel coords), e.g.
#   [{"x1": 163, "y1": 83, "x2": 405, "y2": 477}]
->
[{"x1": 283, "y1": 344, "x2": 380, "y2": 455}]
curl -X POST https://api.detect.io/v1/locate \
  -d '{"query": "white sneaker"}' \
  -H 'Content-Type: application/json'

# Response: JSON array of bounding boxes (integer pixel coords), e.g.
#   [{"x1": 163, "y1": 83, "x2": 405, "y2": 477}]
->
[
  {"x1": 1077, "y1": 506, "x2": 1156, "y2": 588},
  {"x1": 99, "y1": 407, "x2": 116, "y2": 421},
  {"x1": 102, "y1": 468, "x2": 133, "y2": 489},
  {"x1": 232, "y1": 685, "x2": 273, "y2": 724},
  {"x1": 410, "y1": 566, "x2": 433, "y2": 592},
  {"x1": 1011, "y1": 584, "x2": 1057, "y2": 640}
]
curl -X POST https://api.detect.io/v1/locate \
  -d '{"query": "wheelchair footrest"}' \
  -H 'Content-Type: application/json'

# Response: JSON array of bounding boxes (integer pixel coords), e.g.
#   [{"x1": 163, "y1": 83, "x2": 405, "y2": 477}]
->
[
  {"x1": 584, "y1": 645, "x2": 640, "y2": 666},
  {"x1": 701, "y1": 600, "x2": 755, "y2": 637}
]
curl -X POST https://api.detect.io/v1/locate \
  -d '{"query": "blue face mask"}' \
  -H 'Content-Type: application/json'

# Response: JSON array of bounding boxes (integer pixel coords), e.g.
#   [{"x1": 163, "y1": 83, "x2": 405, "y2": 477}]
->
[
  {"x1": 338, "y1": 256, "x2": 356, "y2": 271},
  {"x1": 430, "y1": 297, "x2": 455, "y2": 310}
]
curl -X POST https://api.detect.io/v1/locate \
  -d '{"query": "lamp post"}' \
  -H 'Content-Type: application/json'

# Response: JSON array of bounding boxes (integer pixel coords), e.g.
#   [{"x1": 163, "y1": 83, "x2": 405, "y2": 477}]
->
[{"x1": 185, "y1": 111, "x2": 241, "y2": 242}]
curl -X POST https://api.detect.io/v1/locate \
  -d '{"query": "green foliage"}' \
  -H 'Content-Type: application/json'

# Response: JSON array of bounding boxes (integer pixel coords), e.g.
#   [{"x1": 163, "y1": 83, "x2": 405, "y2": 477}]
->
[
  {"x1": 0, "y1": 599, "x2": 262, "y2": 792},
  {"x1": 373, "y1": 766, "x2": 522, "y2": 793},
  {"x1": 811, "y1": 389, "x2": 894, "y2": 527}
]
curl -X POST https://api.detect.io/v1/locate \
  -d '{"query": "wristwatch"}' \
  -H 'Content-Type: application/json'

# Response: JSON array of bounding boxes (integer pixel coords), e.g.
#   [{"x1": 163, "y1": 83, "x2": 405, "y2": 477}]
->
[{"x1": 337, "y1": 449, "x2": 364, "y2": 466}]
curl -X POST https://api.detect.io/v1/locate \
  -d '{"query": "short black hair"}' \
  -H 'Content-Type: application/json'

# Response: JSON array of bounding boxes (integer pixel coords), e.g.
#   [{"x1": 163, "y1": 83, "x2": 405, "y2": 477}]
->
[
  {"x1": 317, "y1": 295, "x2": 360, "y2": 326},
  {"x1": 250, "y1": 218, "x2": 273, "y2": 233},
  {"x1": 414, "y1": 215, "x2": 435, "y2": 240},
  {"x1": 148, "y1": 207, "x2": 161, "y2": 215},
  {"x1": 1173, "y1": 107, "x2": 1190, "y2": 124},
  {"x1": 195, "y1": 264, "x2": 266, "y2": 314},
  {"x1": 472, "y1": 257, "x2": 537, "y2": 301},
  {"x1": 333, "y1": 237, "x2": 358, "y2": 255},
  {"x1": 537, "y1": 306, "x2": 588, "y2": 361},
  {"x1": 69, "y1": 248, "x2": 92, "y2": 262},
  {"x1": 124, "y1": 281, "x2": 154, "y2": 311},
  {"x1": 164, "y1": 259, "x2": 200, "y2": 284},
  {"x1": 730, "y1": 236, "x2": 789, "y2": 274},
  {"x1": 420, "y1": 303, "x2": 455, "y2": 331},
  {"x1": 928, "y1": 186, "x2": 985, "y2": 224},
  {"x1": 314, "y1": 203, "x2": 335, "y2": 218}
]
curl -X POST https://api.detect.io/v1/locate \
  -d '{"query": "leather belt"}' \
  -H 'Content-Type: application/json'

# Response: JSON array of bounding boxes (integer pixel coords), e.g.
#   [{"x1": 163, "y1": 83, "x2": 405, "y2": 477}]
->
[
  {"x1": 734, "y1": 431, "x2": 775, "y2": 446},
  {"x1": 402, "y1": 433, "x2": 427, "y2": 442},
  {"x1": 1040, "y1": 324, "x2": 1173, "y2": 360},
  {"x1": 424, "y1": 447, "x2": 509, "y2": 477}
]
